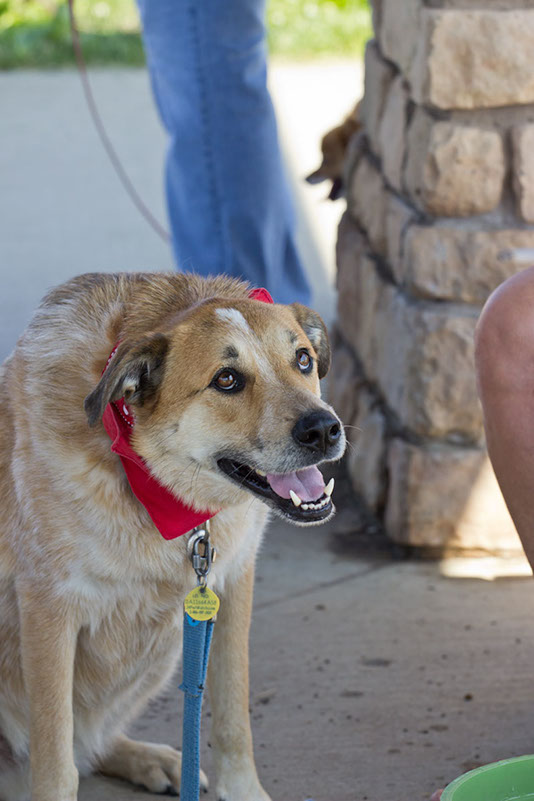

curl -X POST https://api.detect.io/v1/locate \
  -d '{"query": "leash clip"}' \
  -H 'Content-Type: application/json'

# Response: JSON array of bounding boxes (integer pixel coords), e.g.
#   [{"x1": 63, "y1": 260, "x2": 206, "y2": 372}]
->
[{"x1": 188, "y1": 520, "x2": 216, "y2": 588}]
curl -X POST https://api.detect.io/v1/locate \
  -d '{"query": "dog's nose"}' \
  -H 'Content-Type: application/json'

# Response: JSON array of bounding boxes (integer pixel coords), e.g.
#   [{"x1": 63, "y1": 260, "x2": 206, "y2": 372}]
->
[{"x1": 292, "y1": 411, "x2": 342, "y2": 455}]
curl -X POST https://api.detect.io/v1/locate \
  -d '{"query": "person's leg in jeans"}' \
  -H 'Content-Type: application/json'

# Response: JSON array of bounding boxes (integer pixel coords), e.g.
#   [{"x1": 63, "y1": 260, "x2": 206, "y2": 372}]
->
[{"x1": 136, "y1": 0, "x2": 311, "y2": 306}]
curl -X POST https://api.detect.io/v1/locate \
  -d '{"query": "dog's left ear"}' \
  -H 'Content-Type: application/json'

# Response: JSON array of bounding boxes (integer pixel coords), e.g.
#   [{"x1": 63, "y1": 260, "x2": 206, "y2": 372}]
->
[
  {"x1": 290, "y1": 303, "x2": 331, "y2": 379},
  {"x1": 84, "y1": 333, "x2": 169, "y2": 426}
]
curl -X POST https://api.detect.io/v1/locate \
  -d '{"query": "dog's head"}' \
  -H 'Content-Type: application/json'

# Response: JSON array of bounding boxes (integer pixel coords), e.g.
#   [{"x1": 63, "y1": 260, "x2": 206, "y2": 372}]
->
[
  {"x1": 306, "y1": 104, "x2": 362, "y2": 201},
  {"x1": 84, "y1": 298, "x2": 346, "y2": 525},
  {"x1": 306, "y1": 126, "x2": 349, "y2": 187}
]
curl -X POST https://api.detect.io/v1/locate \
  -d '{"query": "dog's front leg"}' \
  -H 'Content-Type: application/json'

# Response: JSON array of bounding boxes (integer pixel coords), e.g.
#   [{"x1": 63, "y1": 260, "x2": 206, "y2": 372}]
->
[
  {"x1": 18, "y1": 583, "x2": 79, "y2": 801},
  {"x1": 207, "y1": 563, "x2": 271, "y2": 801}
]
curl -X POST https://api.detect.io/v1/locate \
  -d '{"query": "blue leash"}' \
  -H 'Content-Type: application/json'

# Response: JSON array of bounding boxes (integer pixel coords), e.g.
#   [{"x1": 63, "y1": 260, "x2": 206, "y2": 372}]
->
[
  {"x1": 179, "y1": 613, "x2": 215, "y2": 801},
  {"x1": 180, "y1": 523, "x2": 217, "y2": 801},
  {"x1": 180, "y1": 523, "x2": 316, "y2": 801}
]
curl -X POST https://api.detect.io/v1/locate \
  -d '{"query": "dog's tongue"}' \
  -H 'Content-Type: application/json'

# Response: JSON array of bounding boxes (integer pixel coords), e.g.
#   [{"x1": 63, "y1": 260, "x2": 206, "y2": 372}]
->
[{"x1": 266, "y1": 465, "x2": 325, "y2": 502}]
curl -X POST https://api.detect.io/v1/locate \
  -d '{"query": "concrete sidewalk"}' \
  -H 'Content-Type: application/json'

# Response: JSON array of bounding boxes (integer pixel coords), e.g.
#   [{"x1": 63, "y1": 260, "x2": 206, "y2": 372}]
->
[
  {"x1": 80, "y1": 519, "x2": 534, "y2": 801},
  {"x1": 2, "y1": 65, "x2": 534, "y2": 801}
]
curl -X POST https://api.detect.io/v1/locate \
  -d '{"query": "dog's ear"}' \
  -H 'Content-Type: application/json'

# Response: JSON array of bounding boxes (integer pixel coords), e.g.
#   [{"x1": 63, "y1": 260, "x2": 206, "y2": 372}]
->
[
  {"x1": 290, "y1": 303, "x2": 331, "y2": 379},
  {"x1": 84, "y1": 333, "x2": 169, "y2": 427}
]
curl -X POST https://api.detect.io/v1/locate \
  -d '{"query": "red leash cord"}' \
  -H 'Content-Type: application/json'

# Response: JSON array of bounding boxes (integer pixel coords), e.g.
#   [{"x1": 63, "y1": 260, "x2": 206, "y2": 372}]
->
[{"x1": 66, "y1": 0, "x2": 171, "y2": 244}]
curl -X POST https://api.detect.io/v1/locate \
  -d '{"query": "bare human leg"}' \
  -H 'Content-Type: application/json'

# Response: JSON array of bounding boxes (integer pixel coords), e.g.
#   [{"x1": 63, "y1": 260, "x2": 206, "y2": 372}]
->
[
  {"x1": 475, "y1": 265, "x2": 534, "y2": 567},
  {"x1": 426, "y1": 267, "x2": 534, "y2": 801}
]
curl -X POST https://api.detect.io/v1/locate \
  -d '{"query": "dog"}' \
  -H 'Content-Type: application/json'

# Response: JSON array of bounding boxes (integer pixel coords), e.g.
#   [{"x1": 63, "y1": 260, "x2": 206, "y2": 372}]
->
[
  {"x1": 0, "y1": 272, "x2": 345, "y2": 801},
  {"x1": 306, "y1": 101, "x2": 361, "y2": 200}
]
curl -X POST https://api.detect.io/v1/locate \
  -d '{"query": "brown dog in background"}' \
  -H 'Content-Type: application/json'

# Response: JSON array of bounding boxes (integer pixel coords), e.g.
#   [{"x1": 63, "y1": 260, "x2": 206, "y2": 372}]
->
[
  {"x1": 0, "y1": 273, "x2": 345, "y2": 801},
  {"x1": 306, "y1": 101, "x2": 361, "y2": 200}
]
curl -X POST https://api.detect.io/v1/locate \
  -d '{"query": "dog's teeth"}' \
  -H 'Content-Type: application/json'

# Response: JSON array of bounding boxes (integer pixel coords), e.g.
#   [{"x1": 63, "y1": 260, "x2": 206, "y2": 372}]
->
[
  {"x1": 324, "y1": 478, "x2": 335, "y2": 497},
  {"x1": 301, "y1": 503, "x2": 309, "y2": 511},
  {"x1": 289, "y1": 490, "x2": 302, "y2": 507},
  {"x1": 256, "y1": 469, "x2": 266, "y2": 476}
]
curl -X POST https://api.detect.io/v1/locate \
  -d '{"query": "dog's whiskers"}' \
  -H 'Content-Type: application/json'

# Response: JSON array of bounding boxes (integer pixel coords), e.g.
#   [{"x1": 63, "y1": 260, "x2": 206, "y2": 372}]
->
[
  {"x1": 168, "y1": 459, "x2": 197, "y2": 485},
  {"x1": 224, "y1": 464, "x2": 262, "y2": 505},
  {"x1": 186, "y1": 463, "x2": 202, "y2": 497}
]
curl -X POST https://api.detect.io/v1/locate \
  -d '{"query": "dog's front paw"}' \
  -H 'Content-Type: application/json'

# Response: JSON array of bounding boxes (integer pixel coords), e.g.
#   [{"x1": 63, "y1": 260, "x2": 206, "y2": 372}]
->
[
  {"x1": 100, "y1": 738, "x2": 208, "y2": 795},
  {"x1": 133, "y1": 743, "x2": 184, "y2": 795}
]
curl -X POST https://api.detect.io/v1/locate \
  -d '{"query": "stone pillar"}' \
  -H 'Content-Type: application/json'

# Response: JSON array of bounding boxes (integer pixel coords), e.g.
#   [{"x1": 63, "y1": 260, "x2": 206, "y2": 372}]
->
[{"x1": 330, "y1": 0, "x2": 534, "y2": 552}]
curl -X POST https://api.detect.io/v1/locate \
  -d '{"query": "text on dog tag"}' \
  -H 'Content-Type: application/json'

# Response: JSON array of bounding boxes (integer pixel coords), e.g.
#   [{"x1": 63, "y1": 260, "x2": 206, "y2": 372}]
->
[{"x1": 184, "y1": 586, "x2": 220, "y2": 621}]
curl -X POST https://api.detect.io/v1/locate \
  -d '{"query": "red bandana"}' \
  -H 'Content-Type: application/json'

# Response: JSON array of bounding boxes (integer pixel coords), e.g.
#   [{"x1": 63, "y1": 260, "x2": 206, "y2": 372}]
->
[{"x1": 101, "y1": 288, "x2": 274, "y2": 539}]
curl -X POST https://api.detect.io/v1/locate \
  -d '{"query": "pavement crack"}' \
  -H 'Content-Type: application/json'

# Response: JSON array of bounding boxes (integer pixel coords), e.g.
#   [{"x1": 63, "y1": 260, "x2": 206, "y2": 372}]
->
[{"x1": 254, "y1": 561, "x2": 391, "y2": 611}]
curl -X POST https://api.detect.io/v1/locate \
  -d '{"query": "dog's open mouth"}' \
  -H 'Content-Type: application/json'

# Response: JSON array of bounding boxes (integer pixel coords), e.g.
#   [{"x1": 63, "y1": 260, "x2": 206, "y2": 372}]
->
[{"x1": 217, "y1": 458, "x2": 334, "y2": 523}]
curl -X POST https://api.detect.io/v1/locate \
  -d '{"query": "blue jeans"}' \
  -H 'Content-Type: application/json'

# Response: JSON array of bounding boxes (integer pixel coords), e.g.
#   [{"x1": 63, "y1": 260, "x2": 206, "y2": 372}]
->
[{"x1": 136, "y1": 0, "x2": 311, "y2": 306}]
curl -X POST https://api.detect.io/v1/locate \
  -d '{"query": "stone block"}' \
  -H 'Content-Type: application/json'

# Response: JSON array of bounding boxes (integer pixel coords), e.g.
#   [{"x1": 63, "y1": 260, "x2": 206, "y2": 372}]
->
[
  {"x1": 336, "y1": 215, "x2": 395, "y2": 379},
  {"x1": 375, "y1": 294, "x2": 482, "y2": 442},
  {"x1": 411, "y1": 8, "x2": 534, "y2": 109},
  {"x1": 347, "y1": 389, "x2": 387, "y2": 514},
  {"x1": 385, "y1": 439, "x2": 520, "y2": 552},
  {"x1": 327, "y1": 333, "x2": 362, "y2": 428},
  {"x1": 378, "y1": 0, "x2": 422, "y2": 77},
  {"x1": 336, "y1": 215, "x2": 484, "y2": 442},
  {"x1": 348, "y1": 157, "x2": 387, "y2": 255},
  {"x1": 404, "y1": 113, "x2": 505, "y2": 216},
  {"x1": 403, "y1": 108, "x2": 433, "y2": 201},
  {"x1": 512, "y1": 125, "x2": 534, "y2": 224},
  {"x1": 336, "y1": 212, "x2": 373, "y2": 352},
  {"x1": 377, "y1": 75, "x2": 408, "y2": 191},
  {"x1": 361, "y1": 41, "x2": 396, "y2": 154},
  {"x1": 402, "y1": 226, "x2": 534, "y2": 304},
  {"x1": 328, "y1": 330, "x2": 388, "y2": 514},
  {"x1": 336, "y1": 218, "x2": 482, "y2": 441},
  {"x1": 385, "y1": 193, "x2": 416, "y2": 279}
]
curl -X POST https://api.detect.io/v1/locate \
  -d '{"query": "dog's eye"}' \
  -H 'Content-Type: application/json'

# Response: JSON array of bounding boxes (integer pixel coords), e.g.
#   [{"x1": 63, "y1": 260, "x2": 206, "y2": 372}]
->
[
  {"x1": 211, "y1": 369, "x2": 244, "y2": 393},
  {"x1": 217, "y1": 371, "x2": 236, "y2": 390},
  {"x1": 296, "y1": 349, "x2": 313, "y2": 373}
]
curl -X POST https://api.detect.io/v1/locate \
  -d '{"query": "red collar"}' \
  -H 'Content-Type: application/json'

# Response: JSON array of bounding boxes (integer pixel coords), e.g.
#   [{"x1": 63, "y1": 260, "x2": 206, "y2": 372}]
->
[{"x1": 101, "y1": 287, "x2": 274, "y2": 539}]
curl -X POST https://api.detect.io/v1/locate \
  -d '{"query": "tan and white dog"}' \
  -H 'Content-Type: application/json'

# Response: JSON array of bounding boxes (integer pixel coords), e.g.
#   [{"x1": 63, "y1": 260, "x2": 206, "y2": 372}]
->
[{"x1": 0, "y1": 272, "x2": 345, "y2": 801}]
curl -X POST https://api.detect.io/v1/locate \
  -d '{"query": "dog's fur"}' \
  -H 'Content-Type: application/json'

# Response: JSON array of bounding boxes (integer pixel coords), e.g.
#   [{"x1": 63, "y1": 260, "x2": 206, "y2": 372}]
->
[{"x1": 0, "y1": 272, "x2": 345, "y2": 801}]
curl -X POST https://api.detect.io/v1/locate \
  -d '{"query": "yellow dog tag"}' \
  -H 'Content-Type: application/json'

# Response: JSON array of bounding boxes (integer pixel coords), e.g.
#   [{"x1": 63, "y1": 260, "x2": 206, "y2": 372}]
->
[{"x1": 184, "y1": 586, "x2": 220, "y2": 621}]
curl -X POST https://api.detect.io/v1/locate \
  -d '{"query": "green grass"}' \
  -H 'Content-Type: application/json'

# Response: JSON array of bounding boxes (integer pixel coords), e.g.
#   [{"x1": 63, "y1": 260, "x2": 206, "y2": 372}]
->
[
  {"x1": 268, "y1": 0, "x2": 372, "y2": 58},
  {"x1": 0, "y1": 0, "x2": 371, "y2": 69},
  {"x1": 0, "y1": 0, "x2": 144, "y2": 68}
]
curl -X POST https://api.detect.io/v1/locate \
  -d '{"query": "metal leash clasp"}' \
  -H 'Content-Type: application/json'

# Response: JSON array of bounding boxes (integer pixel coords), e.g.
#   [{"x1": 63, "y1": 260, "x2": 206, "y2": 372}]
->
[{"x1": 188, "y1": 519, "x2": 216, "y2": 588}]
